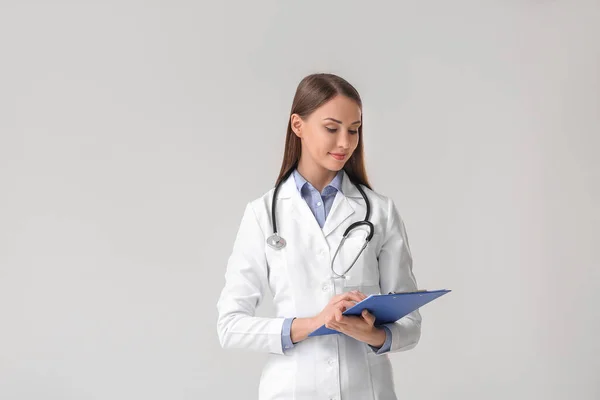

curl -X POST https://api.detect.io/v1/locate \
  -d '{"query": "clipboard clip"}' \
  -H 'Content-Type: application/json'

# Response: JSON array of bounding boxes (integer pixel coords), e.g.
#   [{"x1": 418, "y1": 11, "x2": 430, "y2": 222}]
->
[{"x1": 388, "y1": 289, "x2": 428, "y2": 294}]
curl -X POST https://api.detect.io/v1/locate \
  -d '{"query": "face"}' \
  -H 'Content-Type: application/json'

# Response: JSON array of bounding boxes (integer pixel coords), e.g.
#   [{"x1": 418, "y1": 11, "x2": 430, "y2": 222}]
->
[{"x1": 291, "y1": 95, "x2": 362, "y2": 172}]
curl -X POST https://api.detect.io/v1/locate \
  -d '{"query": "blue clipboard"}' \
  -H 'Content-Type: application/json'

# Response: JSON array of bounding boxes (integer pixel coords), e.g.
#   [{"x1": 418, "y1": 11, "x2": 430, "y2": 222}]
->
[{"x1": 308, "y1": 289, "x2": 451, "y2": 337}]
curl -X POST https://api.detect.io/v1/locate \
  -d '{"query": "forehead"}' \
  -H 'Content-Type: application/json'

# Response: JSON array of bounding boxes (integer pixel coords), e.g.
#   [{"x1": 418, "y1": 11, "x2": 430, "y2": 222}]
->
[{"x1": 312, "y1": 95, "x2": 361, "y2": 123}]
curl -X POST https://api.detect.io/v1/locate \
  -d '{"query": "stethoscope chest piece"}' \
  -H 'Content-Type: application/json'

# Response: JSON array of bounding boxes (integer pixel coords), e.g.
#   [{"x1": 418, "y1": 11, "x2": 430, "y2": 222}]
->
[{"x1": 266, "y1": 233, "x2": 286, "y2": 250}]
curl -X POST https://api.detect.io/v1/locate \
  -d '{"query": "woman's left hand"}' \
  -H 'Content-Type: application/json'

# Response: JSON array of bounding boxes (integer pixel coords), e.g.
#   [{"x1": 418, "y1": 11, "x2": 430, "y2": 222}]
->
[{"x1": 325, "y1": 309, "x2": 386, "y2": 348}]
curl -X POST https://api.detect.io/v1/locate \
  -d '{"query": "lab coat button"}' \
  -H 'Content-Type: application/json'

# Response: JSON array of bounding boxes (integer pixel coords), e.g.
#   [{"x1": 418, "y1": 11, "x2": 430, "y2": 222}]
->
[
  {"x1": 322, "y1": 284, "x2": 329, "y2": 291},
  {"x1": 328, "y1": 358, "x2": 335, "y2": 366}
]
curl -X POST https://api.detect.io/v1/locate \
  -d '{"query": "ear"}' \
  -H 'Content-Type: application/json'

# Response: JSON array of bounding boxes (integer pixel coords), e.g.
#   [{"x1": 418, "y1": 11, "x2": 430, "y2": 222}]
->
[{"x1": 290, "y1": 114, "x2": 303, "y2": 138}]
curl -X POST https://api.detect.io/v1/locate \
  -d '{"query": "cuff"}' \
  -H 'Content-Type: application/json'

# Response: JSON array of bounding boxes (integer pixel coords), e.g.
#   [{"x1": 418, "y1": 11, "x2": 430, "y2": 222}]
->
[
  {"x1": 281, "y1": 317, "x2": 296, "y2": 351},
  {"x1": 368, "y1": 326, "x2": 392, "y2": 354}
]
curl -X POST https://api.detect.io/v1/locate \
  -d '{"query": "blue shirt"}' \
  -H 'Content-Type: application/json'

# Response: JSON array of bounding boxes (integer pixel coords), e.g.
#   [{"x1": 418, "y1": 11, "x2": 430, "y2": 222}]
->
[{"x1": 280, "y1": 168, "x2": 392, "y2": 354}]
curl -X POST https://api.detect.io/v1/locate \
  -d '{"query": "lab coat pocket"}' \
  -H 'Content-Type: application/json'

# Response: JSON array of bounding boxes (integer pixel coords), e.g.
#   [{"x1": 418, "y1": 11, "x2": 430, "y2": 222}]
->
[
  {"x1": 259, "y1": 354, "x2": 296, "y2": 399},
  {"x1": 332, "y1": 233, "x2": 380, "y2": 289}
]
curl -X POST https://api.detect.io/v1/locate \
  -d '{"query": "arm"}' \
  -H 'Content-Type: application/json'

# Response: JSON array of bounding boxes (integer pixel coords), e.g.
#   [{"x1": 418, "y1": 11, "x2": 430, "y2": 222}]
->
[
  {"x1": 369, "y1": 326, "x2": 392, "y2": 354},
  {"x1": 289, "y1": 317, "x2": 318, "y2": 344},
  {"x1": 216, "y1": 202, "x2": 286, "y2": 354},
  {"x1": 283, "y1": 317, "x2": 319, "y2": 350},
  {"x1": 375, "y1": 197, "x2": 422, "y2": 353}
]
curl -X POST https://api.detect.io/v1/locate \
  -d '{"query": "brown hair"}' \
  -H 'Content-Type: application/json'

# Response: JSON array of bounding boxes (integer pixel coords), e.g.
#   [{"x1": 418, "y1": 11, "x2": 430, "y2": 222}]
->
[{"x1": 274, "y1": 73, "x2": 373, "y2": 190}]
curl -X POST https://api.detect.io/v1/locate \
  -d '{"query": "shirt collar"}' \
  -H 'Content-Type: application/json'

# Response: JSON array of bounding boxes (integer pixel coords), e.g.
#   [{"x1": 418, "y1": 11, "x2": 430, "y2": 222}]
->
[{"x1": 292, "y1": 168, "x2": 344, "y2": 195}]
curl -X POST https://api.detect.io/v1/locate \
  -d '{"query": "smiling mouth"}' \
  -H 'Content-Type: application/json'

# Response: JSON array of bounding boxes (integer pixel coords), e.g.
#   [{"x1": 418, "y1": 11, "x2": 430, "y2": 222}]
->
[{"x1": 329, "y1": 153, "x2": 347, "y2": 160}]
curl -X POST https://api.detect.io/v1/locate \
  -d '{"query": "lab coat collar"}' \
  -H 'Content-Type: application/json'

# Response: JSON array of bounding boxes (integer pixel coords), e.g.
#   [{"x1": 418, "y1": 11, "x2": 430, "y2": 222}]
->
[
  {"x1": 292, "y1": 168, "x2": 343, "y2": 196},
  {"x1": 277, "y1": 168, "x2": 362, "y2": 200},
  {"x1": 276, "y1": 168, "x2": 363, "y2": 238}
]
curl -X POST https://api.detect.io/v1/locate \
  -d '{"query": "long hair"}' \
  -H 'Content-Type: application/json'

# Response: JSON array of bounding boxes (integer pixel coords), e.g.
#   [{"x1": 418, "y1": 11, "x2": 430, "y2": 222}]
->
[{"x1": 274, "y1": 73, "x2": 373, "y2": 190}]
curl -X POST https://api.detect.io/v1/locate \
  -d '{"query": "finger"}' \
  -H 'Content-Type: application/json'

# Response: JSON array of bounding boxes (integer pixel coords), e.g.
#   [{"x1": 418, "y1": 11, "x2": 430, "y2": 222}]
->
[
  {"x1": 326, "y1": 322, "x2": 341, "y2": 331},
  {"x1": 336, "y1": 290, "x2": 360, "y2": 301},
  {"x1": 335, "y1": 308, "x2": 342, "y2": 322},
  {"x1": 337, "y1": 315, "x2": 361, "y2": 326},
  {"x1": 335, "y1": 291, "x2": 363, "y2": 304},
  {"x1": 333, "y1": 300, "x2": 357, "y2": 312},
  {"x1": 361, "y1": 309, "x2": 375, "y2": 325},
  {"x1": 336, "y1": 315, "x2": 359, "y2": 327},
  {"x1": 350, "y1": 290, "x2": 367, "y2": 299}
]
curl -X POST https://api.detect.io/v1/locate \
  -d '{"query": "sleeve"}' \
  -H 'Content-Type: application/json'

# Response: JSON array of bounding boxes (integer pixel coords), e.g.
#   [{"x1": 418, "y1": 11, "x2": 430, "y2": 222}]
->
[
  {"x1": 216, "y1": 202, "x2": 286, "y2": 354},
  {"x1": 376, "y1": 197, "x2": 422, "y2": 353},
  {"x1": 281, "y1": 317, "x2": 296, "y2": 351},
  {"x1": 368, "y1": 325, "x2": 392, "y2": 354}
]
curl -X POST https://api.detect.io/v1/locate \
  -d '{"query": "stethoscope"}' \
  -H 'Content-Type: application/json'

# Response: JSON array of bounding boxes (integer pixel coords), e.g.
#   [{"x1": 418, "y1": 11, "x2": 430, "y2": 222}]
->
[{"x1": 266, "y1": 168, "x2": 374, "y2": 279}]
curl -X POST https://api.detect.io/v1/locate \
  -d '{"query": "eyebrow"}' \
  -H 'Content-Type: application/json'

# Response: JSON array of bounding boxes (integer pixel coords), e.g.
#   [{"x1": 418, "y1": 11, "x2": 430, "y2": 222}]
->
[{"x1": 323, "y1": 117, "x2": 361, "y2": 125}]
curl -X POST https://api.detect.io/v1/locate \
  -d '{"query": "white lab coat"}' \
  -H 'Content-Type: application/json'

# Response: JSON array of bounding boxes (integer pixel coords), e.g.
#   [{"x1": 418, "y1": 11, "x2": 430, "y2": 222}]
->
[{"x1": 216, "y1": 170, "x2": 421, "y2": 400}]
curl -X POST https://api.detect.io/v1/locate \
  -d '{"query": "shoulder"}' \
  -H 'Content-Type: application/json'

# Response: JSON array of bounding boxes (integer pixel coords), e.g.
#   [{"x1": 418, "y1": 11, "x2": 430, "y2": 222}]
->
[
  {"x1": 356, "y1": 183, "x2": 395, "y2": 213},
  {"x1": 356, "y1": 184, "x2": 408, "y2": 236},
  {"x1": 235, "y1": 186, "x2": 277, "y2": 231},
  {"x1": 248, "y1": 185, "x2": 276, "y2": 211}
]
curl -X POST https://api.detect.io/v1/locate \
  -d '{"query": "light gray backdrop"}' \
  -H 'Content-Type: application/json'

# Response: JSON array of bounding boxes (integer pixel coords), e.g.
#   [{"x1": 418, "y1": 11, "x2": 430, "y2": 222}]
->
[{"x1": 1, "y1": 1, "x2": 598, "y2": 399}]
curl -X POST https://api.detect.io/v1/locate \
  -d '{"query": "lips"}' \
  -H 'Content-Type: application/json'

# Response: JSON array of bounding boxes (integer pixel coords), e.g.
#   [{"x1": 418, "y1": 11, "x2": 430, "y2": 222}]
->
[{"x1": 329, "y1": 153, "x2": 346, "y2": 161}]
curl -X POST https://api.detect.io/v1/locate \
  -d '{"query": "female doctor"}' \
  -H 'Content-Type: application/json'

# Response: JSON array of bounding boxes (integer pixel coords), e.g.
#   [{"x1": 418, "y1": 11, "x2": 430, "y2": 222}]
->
[{"x1": 216, "y1": 73, "x2": 421, "y2": 400}]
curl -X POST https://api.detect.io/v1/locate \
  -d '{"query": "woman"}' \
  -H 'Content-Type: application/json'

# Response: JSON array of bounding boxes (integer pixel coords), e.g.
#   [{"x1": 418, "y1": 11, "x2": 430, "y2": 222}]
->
[{"x1": 216, "y1": 73, "x2": 421, "y2": 400}]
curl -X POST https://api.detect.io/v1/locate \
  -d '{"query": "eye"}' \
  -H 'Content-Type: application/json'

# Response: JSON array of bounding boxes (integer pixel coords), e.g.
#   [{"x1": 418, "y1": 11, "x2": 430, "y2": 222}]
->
[{"x1": 325, "y1": 127, "x2": 359, "y2": 134}]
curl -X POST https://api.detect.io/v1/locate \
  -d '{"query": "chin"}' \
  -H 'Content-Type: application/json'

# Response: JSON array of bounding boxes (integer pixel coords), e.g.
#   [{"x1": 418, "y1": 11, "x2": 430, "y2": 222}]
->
[{"x1": 323, "y1": 161, "x2": 345, "y2": 171}]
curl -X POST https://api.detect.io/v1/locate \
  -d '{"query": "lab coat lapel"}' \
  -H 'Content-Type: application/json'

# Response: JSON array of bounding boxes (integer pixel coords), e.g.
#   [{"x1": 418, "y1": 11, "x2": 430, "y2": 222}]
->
[
  {"x1": 289, "y1": 194, "x2": 326, "y2": 242},
  {"x1": 321, "y1": 193, "x2": 354, "y2": 237},
  {"x1": 322, "y1": 170, "x2": 363, "y2": 238},
  {"x1": 276, "y1": 172, "x2": 326, "y2": 249},
  {"x1": 275, "y1": 174, "x2": 329, "y2": 316},
  {"x1": 276, "y1": 168, "x2": 364, "y2": 240}
]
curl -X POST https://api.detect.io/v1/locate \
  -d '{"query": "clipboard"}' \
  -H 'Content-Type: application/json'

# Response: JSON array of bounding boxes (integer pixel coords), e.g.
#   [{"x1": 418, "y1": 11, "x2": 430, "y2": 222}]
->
[{"x1": 308, "y1": 289, "x2": 451, "y2": 337}]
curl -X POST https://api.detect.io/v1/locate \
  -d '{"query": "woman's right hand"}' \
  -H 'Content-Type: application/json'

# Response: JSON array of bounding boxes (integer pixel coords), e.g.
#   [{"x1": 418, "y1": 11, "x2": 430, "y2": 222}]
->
[
  {"x1": 312, "y1": 290, "x2": 367, "y2": 329},
  {"x1": 290, "y1": 290, "x2": 367, "y2": 344}
]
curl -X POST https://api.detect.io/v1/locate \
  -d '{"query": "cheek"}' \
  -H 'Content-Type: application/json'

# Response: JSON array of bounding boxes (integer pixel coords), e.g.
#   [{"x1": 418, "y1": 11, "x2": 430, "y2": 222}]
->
[
  {"x1": 306, "y1": 139, "x2": 328, "y2": 157},
  {"x1": 309, "y1": 131, "x2": 334, "y2": 153},
  {"x1": 322, "y1": 133, "x2": 338, "y2": 150}
]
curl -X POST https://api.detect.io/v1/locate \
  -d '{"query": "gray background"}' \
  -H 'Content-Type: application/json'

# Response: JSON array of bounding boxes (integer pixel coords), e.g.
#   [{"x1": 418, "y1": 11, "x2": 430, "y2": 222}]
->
[{"x1": 1, "y1": 1, "x2": 598, "y2": 399}]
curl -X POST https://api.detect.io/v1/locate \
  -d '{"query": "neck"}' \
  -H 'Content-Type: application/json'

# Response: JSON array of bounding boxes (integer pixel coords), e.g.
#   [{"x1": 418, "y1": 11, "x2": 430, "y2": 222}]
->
[{"x1": 296, "y1": 158, "x2": 339, "y2": 193}]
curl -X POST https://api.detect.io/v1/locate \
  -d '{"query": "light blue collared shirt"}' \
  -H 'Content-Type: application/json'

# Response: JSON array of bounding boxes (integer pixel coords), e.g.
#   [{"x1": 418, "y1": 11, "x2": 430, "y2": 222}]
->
[{"x1": 280, "y1": 168, "x2": 392, "y2": 354}]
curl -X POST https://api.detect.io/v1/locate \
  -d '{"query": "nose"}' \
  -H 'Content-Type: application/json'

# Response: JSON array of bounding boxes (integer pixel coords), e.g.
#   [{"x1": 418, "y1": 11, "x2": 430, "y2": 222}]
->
[{"x1": 337, "y1": 130, "x2": 352, "y2": 149}]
